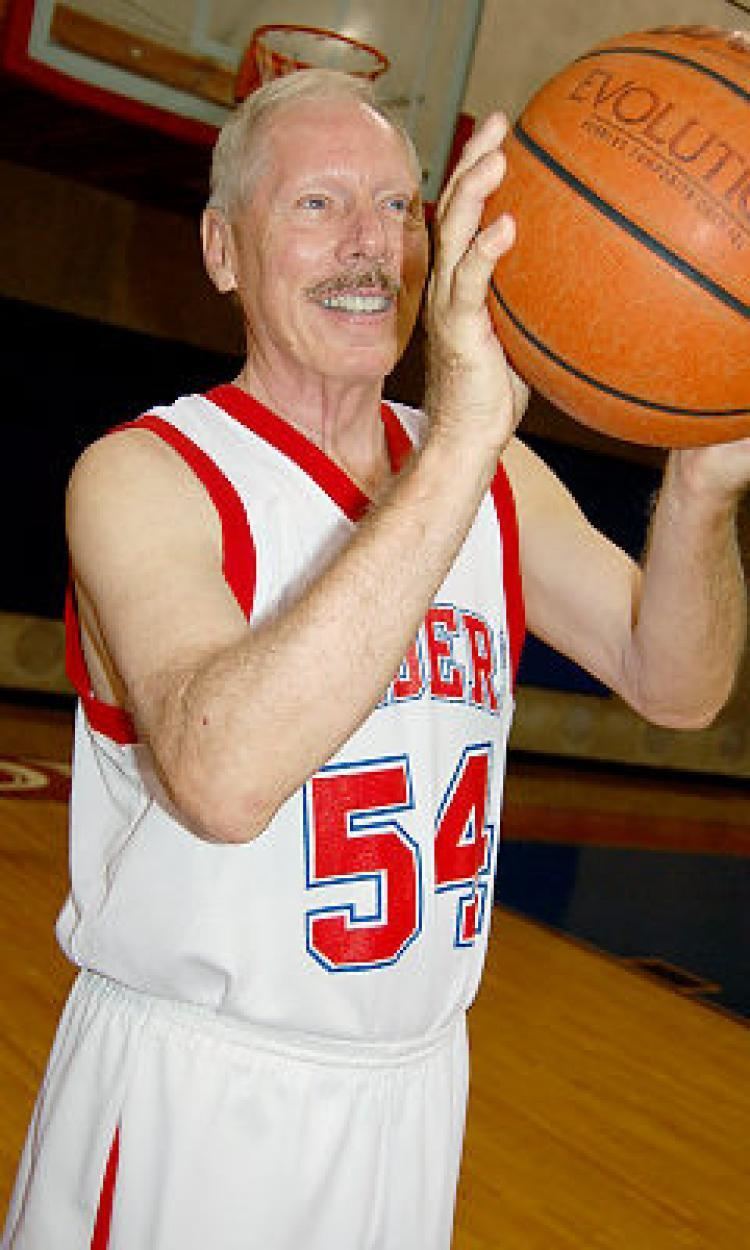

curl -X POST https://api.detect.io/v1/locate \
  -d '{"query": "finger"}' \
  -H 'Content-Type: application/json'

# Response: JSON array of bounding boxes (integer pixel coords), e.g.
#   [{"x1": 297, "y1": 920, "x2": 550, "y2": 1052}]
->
[
  {"x1": 436, "y1": 113, "x2": 510, "y2": 224},
  {"x1": 432, "y1": 149, "x2": 509, "y2": 304},
  {"x1": 451, "y1": 213, "x2": 516, "y2": 313}
]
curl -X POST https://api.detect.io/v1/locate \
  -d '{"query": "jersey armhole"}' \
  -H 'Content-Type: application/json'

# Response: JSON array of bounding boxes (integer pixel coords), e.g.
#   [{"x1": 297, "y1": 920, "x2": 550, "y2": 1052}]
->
[
  {"x1": 491, "y1": 463, "x2": 526, "y2": 690},
  {"x1": 65, "y1": 581, "x2": 137, "y2": 744},
  {"x1": 65, "y1": 413, "x2": 257, "y2": 745},
  {"x1": 133, "y1": 413, "x2": 257, "y2": 618}
]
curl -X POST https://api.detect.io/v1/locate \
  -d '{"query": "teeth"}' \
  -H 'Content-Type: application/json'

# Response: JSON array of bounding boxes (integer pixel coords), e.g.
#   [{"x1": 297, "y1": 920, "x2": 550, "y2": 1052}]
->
[{"x1": 320, "y1": 294, "x2": 391, "y2": 313}]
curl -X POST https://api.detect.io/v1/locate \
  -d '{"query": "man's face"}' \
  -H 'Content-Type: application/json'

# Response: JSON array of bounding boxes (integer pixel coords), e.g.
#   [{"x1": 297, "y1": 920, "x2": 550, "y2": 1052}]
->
[{"x1": 224, "y1": 98, "x2": 429, "y2": 386}]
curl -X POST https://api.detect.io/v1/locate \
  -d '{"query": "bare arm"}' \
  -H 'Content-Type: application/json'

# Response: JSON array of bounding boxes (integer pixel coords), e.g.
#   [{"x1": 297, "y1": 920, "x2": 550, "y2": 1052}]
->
[
  {"x1": 504, "y1": 438, "x2": 748, "y2": 728},
  {"x1": 625, "y1": 446, "x2": 747, "y2": 727},
  {"x1": 69, "y1": 115, "x2": 527, "y2": 844}
]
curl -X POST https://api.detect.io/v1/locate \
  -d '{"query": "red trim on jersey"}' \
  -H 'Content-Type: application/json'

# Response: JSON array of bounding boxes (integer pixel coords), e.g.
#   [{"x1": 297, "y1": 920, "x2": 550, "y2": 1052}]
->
[
  {"x1": 491, "y1": 465, "x2": 526, "y2": 689},
  {"x1": 65, "y1": 412, "x2": 256, "y2": 745},
  {"x1": 90, "y1": 1127, "x2": 120, "y2": 1249},
  {"x1": 207, "y1": 385, "x2": 413, "y2": 521},
  {"x1": 381, "y1": 403, "x2": 414, "y2": 474},
  {"x1": 65, "y1": 583, "x2": 137, "y2": 745},
  {"x1": 133, "y1": 414, "x2": 256, "y2": 618}
]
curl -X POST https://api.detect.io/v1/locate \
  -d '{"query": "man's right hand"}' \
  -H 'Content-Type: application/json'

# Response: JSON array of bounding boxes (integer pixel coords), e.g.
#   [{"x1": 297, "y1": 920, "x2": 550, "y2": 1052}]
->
[{"x1": 425, "y1": 114, "x2": 529, "y2": 461}]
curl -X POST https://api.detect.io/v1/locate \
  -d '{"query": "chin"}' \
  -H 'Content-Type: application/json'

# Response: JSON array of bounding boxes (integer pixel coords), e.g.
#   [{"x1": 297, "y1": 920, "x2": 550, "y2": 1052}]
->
[{"x1": 322, "y1": 340, "x2": 399, "y2": 382}]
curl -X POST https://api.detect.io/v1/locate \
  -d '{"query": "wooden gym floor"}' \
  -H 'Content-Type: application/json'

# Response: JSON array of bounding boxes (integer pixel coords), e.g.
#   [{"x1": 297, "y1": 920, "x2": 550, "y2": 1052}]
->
[{"x1": 0, "y1": 701, "x2": 748, "y2": 1247}]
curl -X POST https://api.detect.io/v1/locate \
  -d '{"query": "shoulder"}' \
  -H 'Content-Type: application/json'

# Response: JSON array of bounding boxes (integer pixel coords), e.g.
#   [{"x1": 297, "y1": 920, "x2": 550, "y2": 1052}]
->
[
  {"x1": 68, "y1": 392, "x2": 222, "y2": 500},
  {"x1": 68, "y1": 423, "x2": 194, "y2": 510},
  {"x1": 500, "y1": 436, "x2": 579, "y2": 526},
  {"x1": 67, "y1": 411, "x2": 222, "y2": 561},
  {"x1": 501, "y1": 436, "x2": 552, "y2": 492}
]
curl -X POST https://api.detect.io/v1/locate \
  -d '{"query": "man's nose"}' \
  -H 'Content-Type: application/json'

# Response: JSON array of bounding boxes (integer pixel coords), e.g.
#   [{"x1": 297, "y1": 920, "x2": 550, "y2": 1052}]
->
[{"x1": 338, "y1": 201, "x2": 391, "y2": 262}]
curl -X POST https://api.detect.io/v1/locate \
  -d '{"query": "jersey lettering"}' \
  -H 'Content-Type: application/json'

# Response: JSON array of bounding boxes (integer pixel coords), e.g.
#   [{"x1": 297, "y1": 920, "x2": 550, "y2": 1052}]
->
[
  {"x1": 391, "y1": 639, "x2": 425, "y2": 701},
  {"x1": 381, "y1": 604, "x2": 504, "y2": 715},
  {"x1": 461, "y1": 613, "x2": 499, "y2": 713},
  {"x1": 424, "y1": 606, "x2": 466, "y2": 700}
]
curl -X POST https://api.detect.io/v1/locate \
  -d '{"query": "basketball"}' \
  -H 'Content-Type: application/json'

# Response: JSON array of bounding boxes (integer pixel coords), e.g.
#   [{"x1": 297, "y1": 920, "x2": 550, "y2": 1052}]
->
[{"x1": 483, "y1": 26, "x2": 750, "y2": 447}]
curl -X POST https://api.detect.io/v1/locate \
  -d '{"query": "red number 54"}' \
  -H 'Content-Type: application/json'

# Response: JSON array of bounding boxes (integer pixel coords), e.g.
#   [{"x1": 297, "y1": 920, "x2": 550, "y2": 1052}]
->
[{"x1": 304, "y1": 744, "x2": 494, "y2": 972}]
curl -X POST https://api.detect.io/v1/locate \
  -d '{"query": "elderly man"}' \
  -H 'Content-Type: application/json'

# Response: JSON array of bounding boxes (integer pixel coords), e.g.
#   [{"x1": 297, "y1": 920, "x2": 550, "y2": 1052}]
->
[{"x1": 3, "y1": 69, "x2": 747, "y2": 1250}]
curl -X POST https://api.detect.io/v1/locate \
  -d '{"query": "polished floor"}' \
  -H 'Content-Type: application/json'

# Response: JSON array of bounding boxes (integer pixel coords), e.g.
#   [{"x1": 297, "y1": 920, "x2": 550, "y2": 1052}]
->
[
  {"x1": 499, "y1": 759, "x2": 750, "y2": 1021},
  {"x1": 0, "y1": 702, "x2": 748, "y2": 1247}
]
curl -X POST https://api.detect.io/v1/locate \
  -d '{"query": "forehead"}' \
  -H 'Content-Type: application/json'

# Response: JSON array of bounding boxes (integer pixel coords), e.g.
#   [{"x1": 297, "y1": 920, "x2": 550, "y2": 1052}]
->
[{"x1": 260, "y1": 99, "x2": 418, "y2": 190}]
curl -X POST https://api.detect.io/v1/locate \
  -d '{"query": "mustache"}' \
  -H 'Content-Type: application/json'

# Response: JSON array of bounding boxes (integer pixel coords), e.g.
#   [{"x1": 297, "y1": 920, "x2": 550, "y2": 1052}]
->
[{"x1": 305, "y1": 267, "x2": 400, "y2": 299}]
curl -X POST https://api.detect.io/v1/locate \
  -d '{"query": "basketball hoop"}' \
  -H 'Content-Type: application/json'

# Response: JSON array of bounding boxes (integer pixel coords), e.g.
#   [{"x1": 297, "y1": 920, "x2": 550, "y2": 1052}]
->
[{"x1": 235, "y1": 24, "x2": 390, "y2": 102}]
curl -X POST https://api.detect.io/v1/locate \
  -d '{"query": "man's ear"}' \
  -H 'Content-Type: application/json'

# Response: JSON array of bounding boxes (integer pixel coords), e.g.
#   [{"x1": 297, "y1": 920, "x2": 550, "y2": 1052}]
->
[{"x1": 201, "y1": 208, "x2": 238, "y2": 294}]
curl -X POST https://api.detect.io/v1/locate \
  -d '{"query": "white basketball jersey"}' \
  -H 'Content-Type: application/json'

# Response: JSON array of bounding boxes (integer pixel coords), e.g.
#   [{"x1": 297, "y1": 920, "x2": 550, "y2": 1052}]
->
[{"x1": 61, "y1": 385, "x2": 525, "y2": 1044}]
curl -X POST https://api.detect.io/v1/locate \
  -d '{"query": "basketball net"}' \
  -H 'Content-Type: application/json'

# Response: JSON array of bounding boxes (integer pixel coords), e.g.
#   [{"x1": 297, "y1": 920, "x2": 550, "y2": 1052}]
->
[{"x1": 235, "y1": 24, "x2": 389, "y2": 101}]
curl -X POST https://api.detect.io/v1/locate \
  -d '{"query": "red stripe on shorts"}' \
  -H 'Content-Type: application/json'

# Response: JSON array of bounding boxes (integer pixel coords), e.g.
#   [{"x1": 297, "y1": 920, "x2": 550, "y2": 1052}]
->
[{"x1": 90, "y1": 1128, "x2": 120, "y2": 1249}]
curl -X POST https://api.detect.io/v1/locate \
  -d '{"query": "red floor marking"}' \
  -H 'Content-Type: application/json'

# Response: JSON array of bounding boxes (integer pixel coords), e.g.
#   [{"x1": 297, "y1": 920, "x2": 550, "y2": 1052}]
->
[{"x1": 0, "y1": 757, "x2": 71, "y2": 801}]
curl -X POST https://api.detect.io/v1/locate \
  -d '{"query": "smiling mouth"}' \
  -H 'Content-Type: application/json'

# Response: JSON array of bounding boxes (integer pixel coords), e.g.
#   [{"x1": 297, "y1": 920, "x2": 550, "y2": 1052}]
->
[
  {"x1": 308, "y1": 268, "x2": 399, "y2": 316},
  {"x1": 319, "y1": 292, "x2": 393, "y2": 314}
]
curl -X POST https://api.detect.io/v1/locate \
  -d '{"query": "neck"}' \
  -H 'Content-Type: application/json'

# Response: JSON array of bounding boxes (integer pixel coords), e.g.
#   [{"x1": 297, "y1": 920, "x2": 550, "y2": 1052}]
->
[{"x1": 235, "y1": 358, "x2": 392, "y2": 498}]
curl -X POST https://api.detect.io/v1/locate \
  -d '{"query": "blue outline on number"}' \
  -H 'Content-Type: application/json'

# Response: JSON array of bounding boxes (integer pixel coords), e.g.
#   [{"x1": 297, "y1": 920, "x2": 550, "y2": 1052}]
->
[
  {"x1": 434, "y1": 742, "x2": 495, "y2": 949},
  {"x1": 303, "y1": 754, "x2": 422, "y2": 973},
  {"x1": 455, "y1": 882, "x2": 489, "y2": 950}
]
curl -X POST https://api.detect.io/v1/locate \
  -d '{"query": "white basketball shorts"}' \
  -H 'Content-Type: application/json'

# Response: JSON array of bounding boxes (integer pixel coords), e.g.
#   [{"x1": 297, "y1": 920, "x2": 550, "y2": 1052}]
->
[{"x1": 2, "y1": 971, "x2": 469, "y2": 1250}]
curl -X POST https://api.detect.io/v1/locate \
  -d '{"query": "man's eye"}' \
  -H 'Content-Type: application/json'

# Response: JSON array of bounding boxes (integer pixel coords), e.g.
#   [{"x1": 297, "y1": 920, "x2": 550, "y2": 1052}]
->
[
  {"x1": 384, "y1": 195, "x2": 424, "y2": 221},
  {"x1": 298, "y1": 195, "x2": 329, "y2": 210}
]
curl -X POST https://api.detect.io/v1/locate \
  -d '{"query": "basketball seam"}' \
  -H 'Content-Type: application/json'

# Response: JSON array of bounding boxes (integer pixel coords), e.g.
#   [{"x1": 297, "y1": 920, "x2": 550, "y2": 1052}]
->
[
  {"x1": 513, "y1": 122, "x2": 750, "y2": 321},
  {"x1": 489, "y1": 278, "x2": 749, "y2": 419},
  {"x1": 573, "y1": 44, "x2": 750, "y2": 103}
]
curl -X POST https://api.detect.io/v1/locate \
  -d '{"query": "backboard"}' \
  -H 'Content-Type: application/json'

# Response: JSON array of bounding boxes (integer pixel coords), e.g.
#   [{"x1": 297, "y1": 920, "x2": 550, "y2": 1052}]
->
[{"x1": 1, "y1": 0, "x2": 484, "y2": 200}]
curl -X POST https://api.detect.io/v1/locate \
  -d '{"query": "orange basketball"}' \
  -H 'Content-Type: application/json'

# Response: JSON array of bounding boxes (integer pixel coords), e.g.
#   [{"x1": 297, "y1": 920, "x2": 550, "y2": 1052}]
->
[{"x1": 483, "y1": 26, "x2": 750, "y2": 446}]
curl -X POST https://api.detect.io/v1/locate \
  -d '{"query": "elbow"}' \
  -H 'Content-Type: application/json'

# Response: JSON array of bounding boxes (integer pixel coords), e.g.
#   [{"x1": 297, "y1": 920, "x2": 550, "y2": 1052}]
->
[
  {"x1": 637, "y1": 703, "x2": 722, "y2": 733},
  {"x1": 619, "y1": 645, "x2": 739, "y2": 733},
  {"x1": 155, "y1": 732, "x2": 283, "y2": 845},
  {"x1": 143, "y1": 676, "x2": 284, "y2": 844},
  {"x1": 168, "y1": 766, "x2": 282, "y2": 844},
  {"x1": 626, "y1": 681, "x2": 733, "y2": 733}
]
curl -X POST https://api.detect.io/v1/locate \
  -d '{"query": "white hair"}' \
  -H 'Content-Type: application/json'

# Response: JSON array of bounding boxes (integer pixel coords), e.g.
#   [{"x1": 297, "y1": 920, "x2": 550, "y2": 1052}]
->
[{"x1": 207, "y1": 68, "x2": 422, "y2": 217}]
